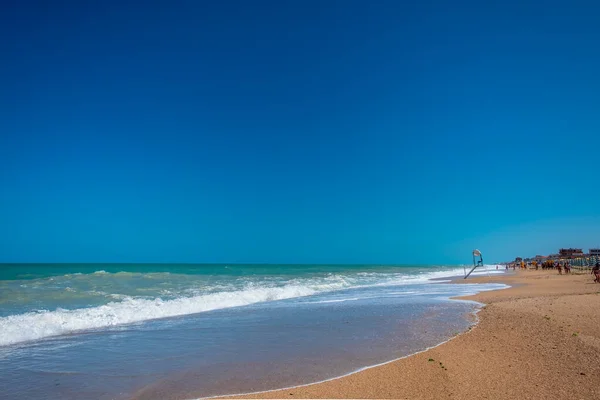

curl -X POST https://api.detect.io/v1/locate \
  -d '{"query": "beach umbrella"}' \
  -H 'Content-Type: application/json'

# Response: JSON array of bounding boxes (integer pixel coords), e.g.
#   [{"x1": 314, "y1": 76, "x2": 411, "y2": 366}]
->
[{"x1": 465, "y1": 249, "x2": 486, "y2": 279}]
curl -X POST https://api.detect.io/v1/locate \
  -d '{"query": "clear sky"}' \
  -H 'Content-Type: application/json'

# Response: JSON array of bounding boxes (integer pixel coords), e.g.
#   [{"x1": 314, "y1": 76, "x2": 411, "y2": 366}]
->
[{"x1": 1, "y1": 0, "x2": 599, "y2": 264}]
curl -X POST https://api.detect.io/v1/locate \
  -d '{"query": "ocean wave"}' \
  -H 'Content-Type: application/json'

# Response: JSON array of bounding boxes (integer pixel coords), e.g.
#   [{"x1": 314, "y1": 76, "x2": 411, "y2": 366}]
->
[
  {"x1": 0, "y1": 265, "x2": 506, "y2": 347},
  {"x1": 0, "y1": 284, "x2": 318, "y2": 346}
]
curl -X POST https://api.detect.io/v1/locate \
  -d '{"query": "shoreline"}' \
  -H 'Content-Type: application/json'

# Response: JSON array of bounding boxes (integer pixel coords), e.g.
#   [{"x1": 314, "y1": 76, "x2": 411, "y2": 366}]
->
[
  {"x1": 201, "y1": 305, "x2": 484, "y2": 400},
  {"x1": 199, "y1": 273, "x2": 506, "y2": 400},
  {"x1": 212, "y1": 270, "x2": 600, "y2": 400}
]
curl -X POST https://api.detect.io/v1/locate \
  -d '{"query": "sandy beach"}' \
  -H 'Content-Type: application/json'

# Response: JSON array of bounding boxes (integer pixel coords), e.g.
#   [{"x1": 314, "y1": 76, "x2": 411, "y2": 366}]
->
[{"x1": 221, "y1": 270, "x2": 600, "y2": 400}]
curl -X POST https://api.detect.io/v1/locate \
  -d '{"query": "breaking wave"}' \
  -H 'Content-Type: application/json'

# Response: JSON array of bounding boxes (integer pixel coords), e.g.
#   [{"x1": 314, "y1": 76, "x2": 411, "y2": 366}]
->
[{"x1": 0, "y1": 265, "x2": 505, "y2": 346}]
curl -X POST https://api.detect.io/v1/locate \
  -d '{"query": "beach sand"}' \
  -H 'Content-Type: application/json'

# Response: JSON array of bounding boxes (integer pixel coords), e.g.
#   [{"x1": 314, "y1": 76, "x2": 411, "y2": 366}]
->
[{"x1": 219, "y1": 270, "x2": 600, "y2": 400}]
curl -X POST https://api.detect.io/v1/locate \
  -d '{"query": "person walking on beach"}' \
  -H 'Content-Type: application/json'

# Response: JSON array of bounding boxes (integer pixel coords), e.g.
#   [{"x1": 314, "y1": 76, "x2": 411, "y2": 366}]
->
[
  {"x1": 592, "y1": 263, "x2": 600, "y2": 283},
  {"x1": 564, "y1": 261, "x2": 571, "y2": 274},
  {"x1": 556, "y1": 261, "x2": 562, "y2": 275}
]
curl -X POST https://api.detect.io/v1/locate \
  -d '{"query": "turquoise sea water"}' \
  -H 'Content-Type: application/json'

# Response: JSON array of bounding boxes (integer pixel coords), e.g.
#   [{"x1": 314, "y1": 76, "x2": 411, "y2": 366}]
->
[{"x1": 0, "y1": 263, "x2": 507, "y2": 399}]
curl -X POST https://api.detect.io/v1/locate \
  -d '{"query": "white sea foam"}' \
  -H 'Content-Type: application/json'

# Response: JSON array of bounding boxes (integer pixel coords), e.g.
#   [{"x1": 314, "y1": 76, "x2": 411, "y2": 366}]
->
[
  {"x1": 304, "y1": 297, "x2": 361, "y2": 304},
  {"x1": 0, "y1": 284, "x2": 318, "y2": 346},
  {"x1": 0, "y1": 266, "x2": 507, "y2": 347}
]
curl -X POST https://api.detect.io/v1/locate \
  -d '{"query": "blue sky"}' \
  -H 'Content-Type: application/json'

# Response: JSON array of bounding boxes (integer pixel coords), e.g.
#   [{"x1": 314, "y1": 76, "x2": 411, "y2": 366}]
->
[{"x1": 1, "y1": 0, "x2": 599, "y2": 264}]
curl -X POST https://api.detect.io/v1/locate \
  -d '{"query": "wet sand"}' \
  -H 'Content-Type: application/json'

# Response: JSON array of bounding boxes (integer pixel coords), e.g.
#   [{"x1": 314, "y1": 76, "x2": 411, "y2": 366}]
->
[{"x1": 221, "y1": 270, "x2": 600, "y2": 399}]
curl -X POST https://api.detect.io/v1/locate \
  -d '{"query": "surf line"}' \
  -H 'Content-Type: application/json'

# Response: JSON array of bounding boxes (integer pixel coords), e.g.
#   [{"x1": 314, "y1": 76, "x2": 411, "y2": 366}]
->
[{"x1": 193, "y1": 283, "x2": 510, "y2": 400}]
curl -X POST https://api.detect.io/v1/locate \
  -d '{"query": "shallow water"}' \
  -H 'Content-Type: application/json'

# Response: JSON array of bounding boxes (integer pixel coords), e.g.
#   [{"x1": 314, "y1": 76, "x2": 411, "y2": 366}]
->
[{"x1": 0, "y1": 264, "x2": 506, "y2": 399}]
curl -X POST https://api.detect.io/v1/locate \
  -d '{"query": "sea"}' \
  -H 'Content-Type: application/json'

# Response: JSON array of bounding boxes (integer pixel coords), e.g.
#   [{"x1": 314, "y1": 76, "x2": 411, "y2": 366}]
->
[{"x1": 0, "y1": 264, "x2": 508, "y2": 400}]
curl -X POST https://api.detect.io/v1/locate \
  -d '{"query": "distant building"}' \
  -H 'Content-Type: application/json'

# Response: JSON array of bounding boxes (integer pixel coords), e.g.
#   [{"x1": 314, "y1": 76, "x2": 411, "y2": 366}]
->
[
  {"x1": 590, "y1": 248, "x2": 600, "y2": 257},
  {"x1": 515, "y1": 257, "x2": 523, "y2": 263},
  {"x1": 535, "y1": 255, "x2": 548, "y2": 260},
  {"x1": 559, "y1": 248, "x2": 584, "y2": 258}
]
